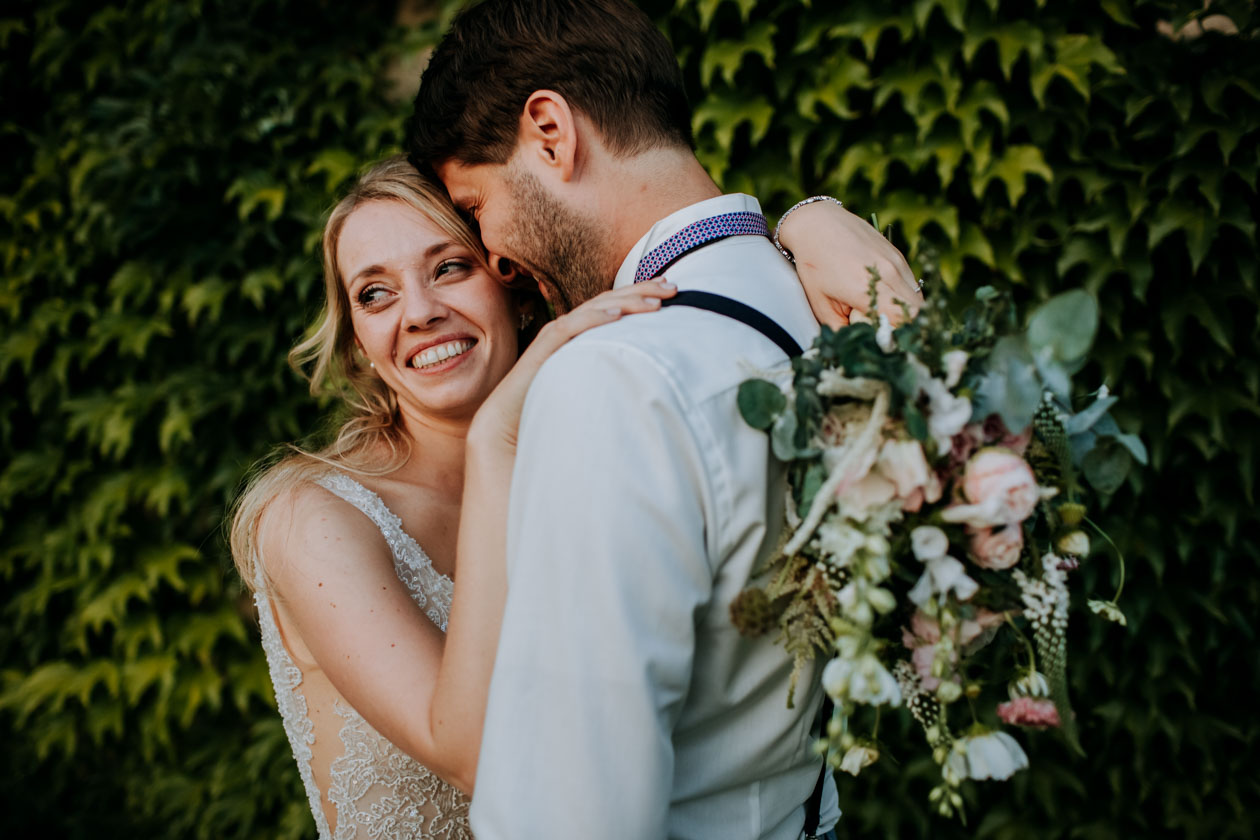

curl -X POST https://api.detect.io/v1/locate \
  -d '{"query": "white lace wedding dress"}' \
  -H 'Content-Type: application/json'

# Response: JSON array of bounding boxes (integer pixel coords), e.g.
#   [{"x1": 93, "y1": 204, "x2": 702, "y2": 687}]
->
[{"x1": 254, "y1": 471, "x2": 472, "y2": 839}]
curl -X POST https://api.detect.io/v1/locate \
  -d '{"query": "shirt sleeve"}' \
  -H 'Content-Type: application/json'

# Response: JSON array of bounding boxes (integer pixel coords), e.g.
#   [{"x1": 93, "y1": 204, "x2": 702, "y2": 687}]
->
[{"x1": 469, "y1": 338, "x2": 716, "y2": 839}]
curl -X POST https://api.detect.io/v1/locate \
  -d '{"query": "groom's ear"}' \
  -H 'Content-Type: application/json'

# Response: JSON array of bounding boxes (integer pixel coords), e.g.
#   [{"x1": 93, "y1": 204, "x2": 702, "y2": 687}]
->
[{"x1": 519, "y1": 91, "x2": 578, "y2": 182}]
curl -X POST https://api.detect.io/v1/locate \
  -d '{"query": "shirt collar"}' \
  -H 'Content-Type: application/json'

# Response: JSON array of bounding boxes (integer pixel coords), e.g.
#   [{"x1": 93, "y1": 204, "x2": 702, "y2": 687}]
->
[{"x1": 612, "y1": 194, "x2": 764, "y2": 289}]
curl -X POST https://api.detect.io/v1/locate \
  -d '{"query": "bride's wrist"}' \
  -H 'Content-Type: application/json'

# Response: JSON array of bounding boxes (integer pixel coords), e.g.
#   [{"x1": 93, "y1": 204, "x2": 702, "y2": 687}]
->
[
  {"x1": 775, "y1": 196, "x2": 845, "y2": 259},
  {"x1": 466, "y1": 414, "x2": 515, "y2": 457}
]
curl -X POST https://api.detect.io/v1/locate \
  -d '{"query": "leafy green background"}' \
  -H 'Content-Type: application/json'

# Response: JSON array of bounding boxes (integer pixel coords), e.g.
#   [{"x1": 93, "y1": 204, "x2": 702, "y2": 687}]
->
[{"x1": 1, "y1": 0, "x2": 1255, "y2": 836}]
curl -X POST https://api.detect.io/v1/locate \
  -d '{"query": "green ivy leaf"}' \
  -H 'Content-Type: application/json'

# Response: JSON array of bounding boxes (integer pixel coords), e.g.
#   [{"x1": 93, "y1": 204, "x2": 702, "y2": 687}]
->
[{"x1": 973, "y1": 144, "x2": 1053, "y2": 205}]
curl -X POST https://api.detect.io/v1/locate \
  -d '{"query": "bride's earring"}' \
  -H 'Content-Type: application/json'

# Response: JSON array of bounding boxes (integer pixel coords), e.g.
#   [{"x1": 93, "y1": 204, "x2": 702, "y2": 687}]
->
[{"x1": 519, "y1": 309, "x2": 533, "y2": 330}]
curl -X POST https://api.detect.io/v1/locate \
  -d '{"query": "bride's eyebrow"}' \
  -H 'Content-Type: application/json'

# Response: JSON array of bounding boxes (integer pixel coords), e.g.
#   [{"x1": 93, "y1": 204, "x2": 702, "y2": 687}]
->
[{"x1": 346, "y1": 241, "x2": 463, "y2": 287}]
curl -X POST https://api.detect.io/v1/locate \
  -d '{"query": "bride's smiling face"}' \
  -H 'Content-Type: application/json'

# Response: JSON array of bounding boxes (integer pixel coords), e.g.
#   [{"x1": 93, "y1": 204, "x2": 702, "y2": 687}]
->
[{"x1": 337, "y1": 199, "x2": 519, "y2": 425}]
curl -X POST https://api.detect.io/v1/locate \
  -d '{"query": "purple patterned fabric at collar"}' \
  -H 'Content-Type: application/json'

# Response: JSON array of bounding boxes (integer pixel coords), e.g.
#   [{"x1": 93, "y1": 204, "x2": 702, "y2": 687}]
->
[{"x1": 633, "y1": 210, "x2": 770, "y2": 283}]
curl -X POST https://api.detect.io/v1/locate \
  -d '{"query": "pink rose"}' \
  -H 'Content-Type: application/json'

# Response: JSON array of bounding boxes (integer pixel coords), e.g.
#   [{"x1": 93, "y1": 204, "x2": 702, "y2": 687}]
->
[
  {"x1": 969, "y1": 524, "x2": 1024, "y2": 570},
  {"x1": 997, "y1": 697, "x2": 1061, "y2": 728},
  {"x1": 941, "y1": 448, "x2": 1044, "y2": 528}
]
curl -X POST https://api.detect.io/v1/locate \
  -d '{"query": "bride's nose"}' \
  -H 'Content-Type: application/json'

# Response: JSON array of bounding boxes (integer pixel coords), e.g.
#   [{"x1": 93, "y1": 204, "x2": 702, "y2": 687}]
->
[{"x1": 401, "y1": 285, "x2": 451, "y2": 331}]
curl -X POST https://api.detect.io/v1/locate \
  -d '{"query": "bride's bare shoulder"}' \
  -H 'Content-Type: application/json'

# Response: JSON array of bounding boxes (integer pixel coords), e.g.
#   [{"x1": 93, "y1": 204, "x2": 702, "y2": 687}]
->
[{"x1": 256, "y1": 470, "x2": 391, "y2": 592}]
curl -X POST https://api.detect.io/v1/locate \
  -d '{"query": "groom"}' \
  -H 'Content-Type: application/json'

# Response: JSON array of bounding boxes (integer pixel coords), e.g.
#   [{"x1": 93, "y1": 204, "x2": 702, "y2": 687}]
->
[{"x1": 408, "y1": 2, "x2": 905, "y2": 836}]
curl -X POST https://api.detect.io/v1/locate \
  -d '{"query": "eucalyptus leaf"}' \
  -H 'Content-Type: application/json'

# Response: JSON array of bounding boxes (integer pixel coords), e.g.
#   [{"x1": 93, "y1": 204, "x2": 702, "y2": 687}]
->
[
  {"x1": 1032, "y1": 347, "x2": 1073, "y2": 403},
  {"x1": 771, "y1": 409, "x2": 800, "y2": 461},
  {"x1": 738, "y1": 379, "x2": 786, "y2": 430},
  {"x1": 1064, "y1": 395, "x2": 1119, "y2": 435},
  {"x1": 1083, "y1": 439, "x2": 1133, "y2": 494},
  {"x1": 797, "y1": 461, "x2": 827, "y2": 518},
  {"x1": 1092, "y1": 414, "x2": 1149, "y2": 465},
  {"x1": 1026, "y1": 289, "x2": 1099, "y2": 368},
  {"x1": 972, "y1": 336, "x2": 1043, "y2": 432},
  {"x1": 1069, "y1": 429, "x2": 1097, "y2": 467}
]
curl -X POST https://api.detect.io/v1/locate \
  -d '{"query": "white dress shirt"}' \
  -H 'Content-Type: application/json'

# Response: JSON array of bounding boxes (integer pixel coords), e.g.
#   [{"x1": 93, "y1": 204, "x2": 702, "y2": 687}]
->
[{"x1": 471, "y1": 194, "x2": 840, "y2": 839}]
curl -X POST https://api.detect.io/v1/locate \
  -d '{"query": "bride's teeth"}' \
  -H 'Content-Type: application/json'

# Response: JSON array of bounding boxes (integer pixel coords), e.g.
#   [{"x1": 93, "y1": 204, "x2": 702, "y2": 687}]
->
[{"x1": 412, "y1": 340, "x2": 474, "y2": 369}]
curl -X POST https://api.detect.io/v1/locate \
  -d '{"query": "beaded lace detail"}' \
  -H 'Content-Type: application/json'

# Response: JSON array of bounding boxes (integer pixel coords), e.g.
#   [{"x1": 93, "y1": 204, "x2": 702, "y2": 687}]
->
[{"x1": 255, "y1": 471, "x2": 471, "y2": 839}]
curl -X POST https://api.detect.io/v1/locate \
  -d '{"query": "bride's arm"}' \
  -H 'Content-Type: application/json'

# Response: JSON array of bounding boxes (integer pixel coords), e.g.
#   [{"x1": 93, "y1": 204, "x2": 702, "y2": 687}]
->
[
  {"x1": 261, "y1": 281, "x2": 675, "y2": 795},
  {"x1": 776, "y1": 198, "x2": 924, "y2": 327},
  {"x1": 429, "y1": 279, "x2": 675, "y2": 789}
]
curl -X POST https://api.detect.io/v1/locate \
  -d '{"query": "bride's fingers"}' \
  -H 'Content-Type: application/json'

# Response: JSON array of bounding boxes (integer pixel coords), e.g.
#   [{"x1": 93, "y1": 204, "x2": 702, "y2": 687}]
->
[{"x1": 584, "y1": 278, "x2": 677, "y2": 310}]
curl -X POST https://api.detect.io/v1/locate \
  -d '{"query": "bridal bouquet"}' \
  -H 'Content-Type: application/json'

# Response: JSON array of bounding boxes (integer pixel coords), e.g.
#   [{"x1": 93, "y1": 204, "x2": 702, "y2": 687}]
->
[{"x1": 732, "y1": 282, "x2": 1143, "y2": 817}]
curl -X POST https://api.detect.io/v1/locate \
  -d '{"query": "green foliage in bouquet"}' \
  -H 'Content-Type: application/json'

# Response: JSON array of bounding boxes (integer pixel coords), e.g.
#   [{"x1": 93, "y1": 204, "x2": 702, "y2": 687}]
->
[
  {"x1": 735, "y1": 280, "x2": 1142, "y2": 819},
  {"x1": 1, "y1": 0, "x2": 1256, "y2": 836}
]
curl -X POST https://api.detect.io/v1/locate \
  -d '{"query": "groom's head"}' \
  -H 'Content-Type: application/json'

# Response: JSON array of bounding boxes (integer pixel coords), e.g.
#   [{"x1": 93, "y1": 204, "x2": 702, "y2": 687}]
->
[{"x1": 407, "y1": 0, "x2": 693, "y2": 312}]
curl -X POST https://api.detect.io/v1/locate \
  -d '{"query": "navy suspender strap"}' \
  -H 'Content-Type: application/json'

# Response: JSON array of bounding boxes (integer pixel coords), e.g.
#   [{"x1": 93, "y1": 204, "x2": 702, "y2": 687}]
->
[
  {"x1": 802, "y1": 698, "x2": 833, "y2": 838},
  {"x1": 656, "y1": 288, "x2": 830, "y2": 838},
  {"x1": 659, "y1": 291, "x2": 804, "y2": 359}
]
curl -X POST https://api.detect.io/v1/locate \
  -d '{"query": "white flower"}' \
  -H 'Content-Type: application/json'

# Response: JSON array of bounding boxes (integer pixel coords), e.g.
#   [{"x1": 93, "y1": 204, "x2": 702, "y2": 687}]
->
[
  {"x1": 1009, "y1": 670, "x2": 1051, "y2": 700},
  {"x1": 837, "y1": 472, "x2": 898, "y2": 520},
  {"x1": 822, "y1": 653, "x2": 902, "y2": 706},
  {"x1": 1057, "y1": 530, "x2": 1090, "y2": 556},
  {"x1": 957, "y1": 731, "x2": 1029, "y2": 781},
  {"x1": 927, "y1": 390, "x2": 974, "y2": 454},
  {"x1": 816, "y1": 371, "x2": 887, "y2": 400},
  {"x1": 909, "y1": 555, "x2": 979, "y2": 606},
  {"x1": 907, "y1": 354, "x2": 974, "y2": 452},
  {"x1": 911, "y1": 525, "x2": 950, "y2": 561},
  {"x1": 839, "y1": 744, "x2": 880, "y2": 776},
  {"x1": 942, "y1": 349, "x2": 969, "y2": 388},
  {"x1": 816, "y1": 519, "x2": 867, "y2": 565},
  {"x1": 1087, "y1": 599, "x2": 1127, "y2": 626},
  {"x1": 876, "y1": 314, "x2": 896, "y2": 352},
  {"x1": 1097, "y1": 383, "x2": 1110, "y2": 400},
  {"x1": 943, "y1": 743, "x2": 969, "y2": 786},
  {"x1": 837, "y1": 580, "x2": 897, "y2": 626}
]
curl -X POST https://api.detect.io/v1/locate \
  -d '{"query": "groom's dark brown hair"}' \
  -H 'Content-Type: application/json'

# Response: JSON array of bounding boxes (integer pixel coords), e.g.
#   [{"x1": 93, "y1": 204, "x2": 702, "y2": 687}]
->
[{"x1": 406, "y1": 0, "x2": 693, "y2": 169}]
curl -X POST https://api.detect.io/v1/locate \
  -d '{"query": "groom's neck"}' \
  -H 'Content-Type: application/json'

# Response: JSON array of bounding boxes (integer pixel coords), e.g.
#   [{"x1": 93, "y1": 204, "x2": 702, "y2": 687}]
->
[{"x1": 600, "y1": 148, "x2": 722, "y2": 272}]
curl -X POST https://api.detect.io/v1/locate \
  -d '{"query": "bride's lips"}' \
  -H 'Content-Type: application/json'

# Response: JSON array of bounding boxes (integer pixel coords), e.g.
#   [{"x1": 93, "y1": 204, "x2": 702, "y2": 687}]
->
[{"x1": 404, "y1": 334, "x2": 479, "y2": 374}]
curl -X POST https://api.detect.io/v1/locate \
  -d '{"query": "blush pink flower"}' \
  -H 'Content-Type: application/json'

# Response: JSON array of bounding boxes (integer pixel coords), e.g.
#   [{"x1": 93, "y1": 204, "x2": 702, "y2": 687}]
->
[
  {"x1": 877, "y1": 439, "x2": 943, "y2": 513},
  {"x1": 942, "y1": 448, "x2": 1047, "y2": 529},
  {"x1": 969, "y1": 524, "x2": 1024, "y2": 570},
  {"x1": 997, "y1": 697, "x2": 1061, "y2": 728}
]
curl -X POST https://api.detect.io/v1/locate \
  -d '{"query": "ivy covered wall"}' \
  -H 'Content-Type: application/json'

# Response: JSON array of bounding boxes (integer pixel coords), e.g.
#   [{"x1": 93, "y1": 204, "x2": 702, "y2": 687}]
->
[{"x1": 1, "y1": 1, "x2": 1256, "y2": 837}]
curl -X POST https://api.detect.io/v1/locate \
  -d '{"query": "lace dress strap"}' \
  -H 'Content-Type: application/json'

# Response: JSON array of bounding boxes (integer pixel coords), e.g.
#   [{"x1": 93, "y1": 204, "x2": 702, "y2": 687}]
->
[{"x1": 314, "y1": 471, "x2": 455, "y2": 631}]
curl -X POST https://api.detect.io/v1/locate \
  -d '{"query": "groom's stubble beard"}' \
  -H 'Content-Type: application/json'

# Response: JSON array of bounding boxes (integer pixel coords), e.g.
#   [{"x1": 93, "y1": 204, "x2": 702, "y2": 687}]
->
[{"x1": 502, "y1": 166, "x2": 613, "y2": 314}]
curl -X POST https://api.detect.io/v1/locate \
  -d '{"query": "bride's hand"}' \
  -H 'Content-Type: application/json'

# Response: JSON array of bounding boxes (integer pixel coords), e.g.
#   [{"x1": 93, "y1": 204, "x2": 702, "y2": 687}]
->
[
  {"x1": 468, "y1": 279, "x2": 678, "y2": 452},
  {"x1": 778, "y1": 199, "x2": 923, "y2": 328}
]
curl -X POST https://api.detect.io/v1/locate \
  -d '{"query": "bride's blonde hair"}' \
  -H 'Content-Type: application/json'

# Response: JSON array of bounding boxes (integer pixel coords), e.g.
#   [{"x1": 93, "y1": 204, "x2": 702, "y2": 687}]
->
[{"x1": 229, "y1": 156, "x2": 492, "y2": 593}]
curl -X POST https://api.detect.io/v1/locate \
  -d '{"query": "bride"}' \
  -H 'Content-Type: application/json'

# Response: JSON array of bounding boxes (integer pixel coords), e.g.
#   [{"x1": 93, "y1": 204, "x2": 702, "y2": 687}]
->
[{"x1": 230, "y1": 156, "x2": 918, "y2": 838}]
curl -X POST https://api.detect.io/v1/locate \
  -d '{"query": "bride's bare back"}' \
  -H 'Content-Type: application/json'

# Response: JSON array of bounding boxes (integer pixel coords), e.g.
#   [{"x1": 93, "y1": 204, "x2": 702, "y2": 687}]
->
[{"x1": 255, "y1": 471, "x2": 471, "y2": 839}]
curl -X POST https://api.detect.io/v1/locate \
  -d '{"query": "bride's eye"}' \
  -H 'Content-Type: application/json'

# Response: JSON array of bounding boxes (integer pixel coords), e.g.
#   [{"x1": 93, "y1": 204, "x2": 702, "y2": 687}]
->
[
  {"x1": 357, "y1": 285, "x2": 391, "y2": 308},
  {"x1": 434, "y1": 259, "x2": 472, "y2": 281}
]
